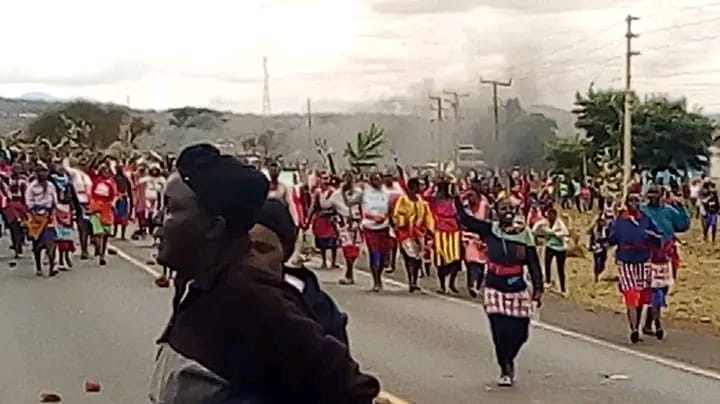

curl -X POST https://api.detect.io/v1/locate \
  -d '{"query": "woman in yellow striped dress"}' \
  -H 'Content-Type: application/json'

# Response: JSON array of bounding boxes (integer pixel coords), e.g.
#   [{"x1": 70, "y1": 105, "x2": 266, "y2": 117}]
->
[{"x1": 428, "y1": 179, "x2": 462, "y2": 294}]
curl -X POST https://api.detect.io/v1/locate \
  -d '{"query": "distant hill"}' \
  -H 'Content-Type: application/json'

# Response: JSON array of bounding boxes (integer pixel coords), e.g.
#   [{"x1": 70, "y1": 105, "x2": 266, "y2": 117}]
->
[
  {"x1": 18, "y1": 92, "x2": 61, "y2": 103},
  {"x1": 1, "y1": 95, "x2": 711, "y2": 166}
]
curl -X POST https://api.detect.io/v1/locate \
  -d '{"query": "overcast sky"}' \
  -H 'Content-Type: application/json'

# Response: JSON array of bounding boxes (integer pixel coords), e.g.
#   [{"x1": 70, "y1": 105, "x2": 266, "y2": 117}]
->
[{"x1": 1, "y1": 0, "x2": 719, "y2": 113}]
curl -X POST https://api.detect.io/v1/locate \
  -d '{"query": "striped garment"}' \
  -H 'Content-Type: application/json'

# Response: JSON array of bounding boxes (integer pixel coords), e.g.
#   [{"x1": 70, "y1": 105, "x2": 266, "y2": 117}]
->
[
  {"x1": 617, "y1": 261, "x2": 651, "y2": 292},
  {"x1": 433, "y1": 230, "x2": 461, "y2": 267},
  {"x1": 483, "y1": 288, "x2": 534, "y2": 318}
]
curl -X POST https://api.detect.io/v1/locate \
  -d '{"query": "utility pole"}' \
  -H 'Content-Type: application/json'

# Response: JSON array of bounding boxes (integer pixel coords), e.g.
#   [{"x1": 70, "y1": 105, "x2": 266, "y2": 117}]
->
[
  {"x1": 429, "y1": 94, "x2": 447, "y2": 163},
  {"x1": 623, "y1": 15, "x2": 640, "y2": 199},
  {"x1": 480, "y1": 78, "x2": 512, "y2": 143},
  {"x1": 443, "y1": 90, "x2": 470, "y2": 165},
  {"x1": 306, "y1": 98, "x2": 313, "y2": 152},
  {"x1": 261, "y1": 56, "x2": 272, "y2": 131}
]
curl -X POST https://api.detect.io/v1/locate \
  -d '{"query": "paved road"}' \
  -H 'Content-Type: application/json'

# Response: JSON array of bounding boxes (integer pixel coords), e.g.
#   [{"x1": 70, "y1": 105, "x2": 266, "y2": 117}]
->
[
  {"x1": 0, "y1": 250, "x2": 172, "y2": 403},
  {"x1": 1, "y1": 240, "x2": 720, "y2": 403}
]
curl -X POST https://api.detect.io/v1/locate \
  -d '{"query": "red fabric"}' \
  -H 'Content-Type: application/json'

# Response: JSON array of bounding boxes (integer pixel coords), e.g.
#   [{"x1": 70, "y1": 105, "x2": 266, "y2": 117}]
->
[
  {"x1": 487, "y1": 261, "x2": 524, "y2": 277},
  {"x1": 430, "y1": 198, "x2": 459, "y2": 233},
  {"x1": 91, "y1": 177, "x2": 117, "y2": 203},
  {"x1": 312, "y1": 215, "x2": 336, "y2": 239},
  {"x1": 622, "y1": 288, "x2": 651, "y2": 308},
  {"x1": 363, "y1": 228, "x2": 391, "y2": 253},
  {"x1": 56, "y1": 240, "x2": 76, "y2": 253},
  {"x1": 90, "y1": 177, "x2": 117, "y2": 225},
  {"x1": 3, "y1": 200, "x2": 27, "y2": 223},
  {"x1": 670, "y1": 242, "x2": 680, "y2": 272},
  {"x1": 342, "y1": 245, "x2": 360, "y2": 259}
]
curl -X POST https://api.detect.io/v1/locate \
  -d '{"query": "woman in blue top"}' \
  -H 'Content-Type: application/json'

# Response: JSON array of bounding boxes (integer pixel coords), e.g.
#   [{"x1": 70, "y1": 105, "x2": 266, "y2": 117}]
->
[{"x1": 608, "y1": 193, "x2": 662, "y2": 343}]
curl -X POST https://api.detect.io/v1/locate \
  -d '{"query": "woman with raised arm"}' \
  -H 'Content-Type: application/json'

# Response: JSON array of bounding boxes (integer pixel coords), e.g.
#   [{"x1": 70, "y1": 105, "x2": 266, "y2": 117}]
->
[{"x1": 455, "y1": 194, "x2": 543, "y2": 387}]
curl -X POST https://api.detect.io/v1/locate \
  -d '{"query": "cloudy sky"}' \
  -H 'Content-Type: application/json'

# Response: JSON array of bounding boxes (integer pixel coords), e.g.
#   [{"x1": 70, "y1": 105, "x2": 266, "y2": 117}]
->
[{"x1": 1, "y1": 0, "x2": 719, "y2": 113}]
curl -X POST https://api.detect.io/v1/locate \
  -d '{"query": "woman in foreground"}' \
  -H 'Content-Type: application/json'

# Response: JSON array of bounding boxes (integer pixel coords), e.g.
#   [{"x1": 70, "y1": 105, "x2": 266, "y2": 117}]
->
[{"x1": 455, "y1": 194, "x2": 543, "y2": 387}]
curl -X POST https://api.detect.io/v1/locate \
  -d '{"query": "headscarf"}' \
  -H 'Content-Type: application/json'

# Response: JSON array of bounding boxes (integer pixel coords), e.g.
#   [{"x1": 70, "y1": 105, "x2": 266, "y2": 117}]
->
[{"x1": 176, "y1": 143, "x2": 269, "y2": 235}]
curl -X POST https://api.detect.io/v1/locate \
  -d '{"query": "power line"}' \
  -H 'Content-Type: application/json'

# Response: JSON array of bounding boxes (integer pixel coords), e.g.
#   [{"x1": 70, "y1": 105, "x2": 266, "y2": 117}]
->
[
  {"x1": 640, "y1": 33, "x2": 720, "y2": 54},
  {"x1": 507, "y1": 21, "x2": 623, "y2": 72},
  {"x1": 512, "y1": 41, "x2": 621, "y2": 79},
  {"x1": 511, "y1": 13, "x2": 720, "y2": 78},
  {"x1": 641, "y1": 68, "x2": 720, "y2": 79},
  {"x1": 526, "y1": 31, "x2": 720, "y2": 86},
  {"x1": 642, "y1": 15, "x2": 720, "y2": 35}
]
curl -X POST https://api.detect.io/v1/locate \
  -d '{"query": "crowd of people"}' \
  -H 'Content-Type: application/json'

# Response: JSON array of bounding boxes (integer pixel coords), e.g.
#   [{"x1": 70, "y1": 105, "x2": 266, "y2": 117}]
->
[
  {"x1": 1, "y1": 143, "x2": 717, "y2": 398},
  {"x1": 0, "y1": 153, "x2": 168, "y2": 277},
  {"x1": 291, "y1": 163, "x2": 718, "y2": 382}
]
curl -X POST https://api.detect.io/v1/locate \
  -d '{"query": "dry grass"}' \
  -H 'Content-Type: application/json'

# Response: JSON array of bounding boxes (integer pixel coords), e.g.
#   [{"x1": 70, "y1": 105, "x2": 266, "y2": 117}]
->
[{"x1": 557, "y1": 210, "x2": 720, "y2": 332}]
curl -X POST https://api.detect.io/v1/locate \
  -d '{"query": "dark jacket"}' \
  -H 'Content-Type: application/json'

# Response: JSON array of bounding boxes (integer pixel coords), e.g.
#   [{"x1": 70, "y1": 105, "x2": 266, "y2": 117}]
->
[
  {"x1": 283, "y1": 265, "x2": 350, "y2": 347},
  {"x1": 150, "y1": 255, "x2": 379, "y2": 404}
]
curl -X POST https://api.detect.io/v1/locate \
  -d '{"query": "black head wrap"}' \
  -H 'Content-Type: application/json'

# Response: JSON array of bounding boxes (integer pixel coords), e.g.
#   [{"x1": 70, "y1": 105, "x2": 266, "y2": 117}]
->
[
  {"x1": 257, "y1": 199, "x2": 298, "y2": 258},
  {"x1": 176, "y1": 143, "x2": 269, "y2": 235}
]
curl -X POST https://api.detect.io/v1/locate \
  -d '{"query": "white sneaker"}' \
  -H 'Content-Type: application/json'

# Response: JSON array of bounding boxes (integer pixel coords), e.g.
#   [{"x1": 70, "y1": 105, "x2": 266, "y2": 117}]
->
[{"x1": 497, "y1": 375, "x2": 513, "y2": 387}]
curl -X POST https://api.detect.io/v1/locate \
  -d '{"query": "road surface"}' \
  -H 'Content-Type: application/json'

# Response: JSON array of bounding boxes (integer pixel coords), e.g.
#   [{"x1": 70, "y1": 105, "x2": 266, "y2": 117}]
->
[{"x1": 0, "y1": 240, "x2": 719, "y2": 403}]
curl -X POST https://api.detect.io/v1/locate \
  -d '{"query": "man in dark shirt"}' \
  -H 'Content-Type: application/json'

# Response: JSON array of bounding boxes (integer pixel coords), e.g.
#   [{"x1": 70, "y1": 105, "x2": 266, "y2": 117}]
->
[{"x1": 150, "y1": 144, "x2": 379, "y2": 403}]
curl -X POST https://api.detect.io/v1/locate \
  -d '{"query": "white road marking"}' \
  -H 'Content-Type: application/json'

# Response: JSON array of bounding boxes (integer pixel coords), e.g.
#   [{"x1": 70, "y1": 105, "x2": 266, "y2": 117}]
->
[
  {"x1": 112, "y1": 243, "x2": 720, "y2": 385},
  {"x1": 312, "y1": 257, "x2": 720, "y2": 383}
]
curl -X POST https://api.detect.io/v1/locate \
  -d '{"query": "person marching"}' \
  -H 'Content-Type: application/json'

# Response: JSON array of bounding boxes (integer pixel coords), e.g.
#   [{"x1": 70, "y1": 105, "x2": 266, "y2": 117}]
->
[
  {"x1": 53, "y1": 172, "x2": 77, "y2": 271},
  {"x1": 25, "y1": 164, "x2": 59, "y2": 277},
  {"x1": 428, "y1": 177, "x2": 462, "y2": 294},
  {"x1": 588, "y1": 215, "x2": 610, "y2": 283},
  {"x1": 641, "y1": 185, "x2": 690, "y2": 338},
  {"x1": 307, "y1": 173, "x2": 339, "y2": 269},
  {"x1": 608, "y1": 193, "x2": 662, "y2": 343},
  {"x1": 461, "y1": 181, "x2": 490, "y2": 298},
  {"x1": 392, "y1": 177, "x2": 430, "y2": 293},
  {"x1": 532, "y1": 207, "x2": 570, "y2": 295},
  {"x1": 361, "y1": 172, "x2": 392, "y2": 292},
  {"x1": 88, "y1": 163, "x2": 117, "y2": 266},
  {"x1": 700, "y1": 181, "x2": 719, "y2": 242},
  {"x1": 112, "y1": 163, "x2": 133, "y2": 240},
  {"x1": 336, "y1": 172, "x2": 363, "y2": 285},
  {"x1": 455, "y1": 195, "x2": 543, "y2": 387}
]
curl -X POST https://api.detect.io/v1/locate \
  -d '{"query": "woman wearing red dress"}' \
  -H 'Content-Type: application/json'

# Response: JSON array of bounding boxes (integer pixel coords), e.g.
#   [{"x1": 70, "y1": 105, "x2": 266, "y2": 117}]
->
[{"x1": 89, "y1": 164, "x2": 117, "y2": 266}]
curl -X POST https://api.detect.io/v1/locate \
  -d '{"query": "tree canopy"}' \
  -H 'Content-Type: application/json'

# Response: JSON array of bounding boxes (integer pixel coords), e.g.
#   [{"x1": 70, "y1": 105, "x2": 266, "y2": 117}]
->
[
  {"x1": 544, "y1": 136, "x2": 589, "y2": 177},
  {"x1": 572, "y1": 86, "x2": 717, "y2": 174},
  {"x1": 168, "y1": 107, "x2": 226, "y2": 129},
  {"x1": 500, "y1": 98, "x2": 558, "y2": 168},
  {"x1": 25, "y1": 101, "x2": 154, "y2": 154}
]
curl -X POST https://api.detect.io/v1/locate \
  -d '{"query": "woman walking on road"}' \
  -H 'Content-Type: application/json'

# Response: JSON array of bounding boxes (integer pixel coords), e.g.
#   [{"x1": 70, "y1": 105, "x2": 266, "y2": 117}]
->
[
  {"x1": 336, "y1": 172, "x2": 363, "y2": 285},
  {"x1": 608, "y1": 193, "x2": 662, "y2": 344},
  {"x1": 455, "y1": 196, "x2": 543, "y2": 387},
  {"x1": 532, "y1": 207, "x2": 570, "y2": 295},
  {"x1": 88, "y1": 164, "x2": 117, "y2": 266},
  {"x1": 307, "y1": 173, "x2": 339, "y2": 269},
  {"x1": 25, "y1": 165, "x2": 58, "y2": 277},
  {"x1": 428, "y1": 178, "x2": 462, "y2": 294},
  {"x1": 361, "y1": 173, "x2": 392, "y2": 292},
  {"x1": 392, "y1": 177, "x2": 431, "y2": 293}
]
